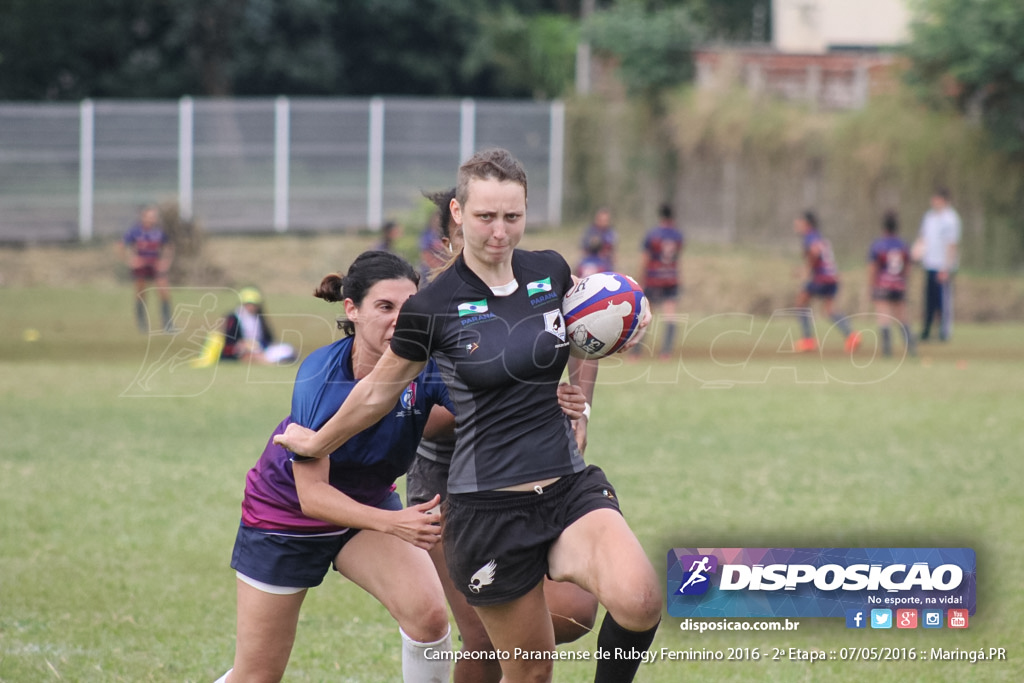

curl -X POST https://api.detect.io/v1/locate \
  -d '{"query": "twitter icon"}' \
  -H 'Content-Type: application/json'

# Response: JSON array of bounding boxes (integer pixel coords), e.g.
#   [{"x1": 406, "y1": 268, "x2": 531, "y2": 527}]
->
[{"x1": 870, "y1": 609, "x2": 892, "y2": 629}]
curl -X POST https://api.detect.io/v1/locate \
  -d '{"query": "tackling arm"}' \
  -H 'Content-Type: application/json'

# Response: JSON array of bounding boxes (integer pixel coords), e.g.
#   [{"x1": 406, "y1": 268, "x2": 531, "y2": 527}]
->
[
  {"x1": 292, "y1": 458, "x2": 442, "y2": 550},
  {"x1": 274, "y1": 348, "x2": 427, "y2": 459}
]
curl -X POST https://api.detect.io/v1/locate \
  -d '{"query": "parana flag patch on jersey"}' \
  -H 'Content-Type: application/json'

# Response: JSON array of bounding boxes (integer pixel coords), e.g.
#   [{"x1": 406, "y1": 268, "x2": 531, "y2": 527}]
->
[
  {"x1": 527, "y1": 278, "x2": 552, "y2": 297},
  {"x1": 458, "y1": 299, "x2": 489, "y2": 317}
]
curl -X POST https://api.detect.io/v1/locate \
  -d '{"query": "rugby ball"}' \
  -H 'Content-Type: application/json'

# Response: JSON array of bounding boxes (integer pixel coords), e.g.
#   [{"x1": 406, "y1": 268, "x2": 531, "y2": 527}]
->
[{"x1": 563, "y1": 272, "x2": 648, "y2": 359}]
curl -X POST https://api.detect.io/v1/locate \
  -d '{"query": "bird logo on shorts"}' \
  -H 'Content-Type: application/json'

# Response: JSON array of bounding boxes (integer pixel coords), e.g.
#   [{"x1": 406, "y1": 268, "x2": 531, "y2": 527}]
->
[{"x1": 469, "y1": 559, "x2": 497, "y2": 594}]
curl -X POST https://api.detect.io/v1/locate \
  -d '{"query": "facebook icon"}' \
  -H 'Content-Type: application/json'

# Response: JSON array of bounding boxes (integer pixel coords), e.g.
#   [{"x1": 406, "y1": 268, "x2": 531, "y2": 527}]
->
[{"x1": 845, "y1": 609, "x2": 867, "y2": 629}]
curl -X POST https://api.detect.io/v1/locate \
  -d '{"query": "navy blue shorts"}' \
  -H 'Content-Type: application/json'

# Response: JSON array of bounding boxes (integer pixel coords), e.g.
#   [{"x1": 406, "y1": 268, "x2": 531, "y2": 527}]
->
[
  {"x1": 230, "y1": 490, "x2": 402, "y2": 588},
  {"x1": 132, "y1": 263, "x2": 162, "y2": 281},
  {"x1": 645, "y1": 284, "x2": 679, "y2": 304},
  {"x1": 872, "y1": 287, "x2": 905, "y2": 303},
  {"x1": 443, "y1": 465, "x2": 621, "y2": 607},
  {"x1": 804, "y1": 281, "x2": 838, "y2": 298}
]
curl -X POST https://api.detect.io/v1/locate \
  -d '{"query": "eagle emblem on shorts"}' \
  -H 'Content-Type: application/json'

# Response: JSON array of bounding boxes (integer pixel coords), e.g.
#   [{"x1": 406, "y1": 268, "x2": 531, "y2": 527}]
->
[{"x1": 469, "y1": 559, "x2": 497, "y2": 594}]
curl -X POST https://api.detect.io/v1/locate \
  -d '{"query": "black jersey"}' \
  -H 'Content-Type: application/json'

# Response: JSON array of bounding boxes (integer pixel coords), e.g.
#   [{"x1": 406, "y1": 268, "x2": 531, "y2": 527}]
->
[{"x1": 390, "y1": 249, "x2": 585, "y2": 493}]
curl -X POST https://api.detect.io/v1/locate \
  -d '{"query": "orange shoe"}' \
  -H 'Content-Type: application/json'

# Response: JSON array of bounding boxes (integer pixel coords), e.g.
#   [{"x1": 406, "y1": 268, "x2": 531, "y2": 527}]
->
[
  {"x1": 844, "y1": 332, "x2": 862, "y2": 353},
  {"x1": 795, "y1": 337, "x2": 818, "y2": 352}
]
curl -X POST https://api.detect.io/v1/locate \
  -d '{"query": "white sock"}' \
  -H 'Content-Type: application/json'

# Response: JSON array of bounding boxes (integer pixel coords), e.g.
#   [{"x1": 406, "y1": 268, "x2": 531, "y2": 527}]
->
[
  {"x1": 400, "y1": 625, "x2": 451, "y2": 683},
  {"x1": 213, "y1": 670, "x2": 231, "y2": 683}
]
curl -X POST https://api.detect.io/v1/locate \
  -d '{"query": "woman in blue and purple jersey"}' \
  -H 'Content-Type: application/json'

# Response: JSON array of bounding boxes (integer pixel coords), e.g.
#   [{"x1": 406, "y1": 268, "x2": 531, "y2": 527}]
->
[
  {"x1": 868, "y1": 210, "x2": 915, "y2": 357},
  {"x1": 639, "y1": 203, "x2": 684, "y2": 359},
  {"x1": 793, "y1": 211, "x2": 860, "y2": 353},
  {"x1": 118, "y1": 205, "x2": 174, "y2": 332},
  {"x1": 577, "y1": 206, "x2": 617, "y2": 277},
  {"x1": 417, "y1": 210, "x2": 449, "y2": 284},
  {"x1": 216, "y1": 251, "x2": 455, "y2": 683}
]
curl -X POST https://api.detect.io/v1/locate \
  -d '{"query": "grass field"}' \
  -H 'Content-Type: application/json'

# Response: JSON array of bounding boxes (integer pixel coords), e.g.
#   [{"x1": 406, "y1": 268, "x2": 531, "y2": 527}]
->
[{"x1": 1, "y1": 279, "x2": 1022, "y2": 682}]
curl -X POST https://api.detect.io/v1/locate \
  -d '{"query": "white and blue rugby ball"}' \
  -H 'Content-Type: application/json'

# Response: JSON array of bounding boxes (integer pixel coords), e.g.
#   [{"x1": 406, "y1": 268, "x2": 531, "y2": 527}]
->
[{"x1": 562, "y1": 272, "x2": 648, "y2": 360}]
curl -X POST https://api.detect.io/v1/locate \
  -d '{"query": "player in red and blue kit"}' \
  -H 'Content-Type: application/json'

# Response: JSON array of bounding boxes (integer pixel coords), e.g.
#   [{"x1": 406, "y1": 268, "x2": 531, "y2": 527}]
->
[
  {"x1": 119, "y1": 205, "x2": 174, "y2": 332},
  {"x1": 577, "y1": 207, "x2": 617, "y2": 278},
  {"x1": 868, "y1": 210, "x2": 915, "y2": 357},
  {"x1": 640, "y1": 203, "x2": 684, "y2": 358},
  {"x1": 216, "y1": 251, "x2": 454, "y2": 683},
  {"x1": 793, "y1": 211, "x2": 860, "y2": 353}
]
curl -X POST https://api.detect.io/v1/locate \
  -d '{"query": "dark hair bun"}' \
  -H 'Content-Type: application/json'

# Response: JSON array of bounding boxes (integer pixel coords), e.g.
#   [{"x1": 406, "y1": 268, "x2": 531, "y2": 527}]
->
[{"x1": 314, "y1": 273, "x2": 344, "y2": 302}]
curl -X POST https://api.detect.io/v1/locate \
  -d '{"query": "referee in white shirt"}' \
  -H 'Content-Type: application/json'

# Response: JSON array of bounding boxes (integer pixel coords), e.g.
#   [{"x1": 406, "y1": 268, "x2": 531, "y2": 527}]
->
[{"x1": 916, "y1": 187, "x2": 961, "y2": 342}]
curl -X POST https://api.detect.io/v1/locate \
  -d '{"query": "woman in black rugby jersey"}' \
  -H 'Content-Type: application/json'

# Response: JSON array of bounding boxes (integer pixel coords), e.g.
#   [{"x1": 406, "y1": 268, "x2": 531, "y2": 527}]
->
[{"x1": 275, "y1": 148, "x2": 660, "y2": 683}]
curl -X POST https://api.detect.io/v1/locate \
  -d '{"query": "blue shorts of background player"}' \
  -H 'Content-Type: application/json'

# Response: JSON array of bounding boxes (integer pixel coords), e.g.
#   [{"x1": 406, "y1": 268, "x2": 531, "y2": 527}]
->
[
  {"x1": 645, "y1": 284, "x2": 679, "y2": 305},
  {"x1": 804, "y1": 280, "x2": 838, "y2": 298}
]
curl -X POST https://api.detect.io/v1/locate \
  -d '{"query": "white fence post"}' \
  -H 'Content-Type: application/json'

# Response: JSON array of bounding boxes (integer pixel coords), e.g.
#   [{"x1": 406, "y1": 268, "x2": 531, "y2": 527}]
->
[
  {"x1": 178, "y1": 96, "x2": 194, "y2": 222},
  {"x1": 367, "y1": 97, "x2": 385, "y2": 230},
  {"x1": 459, "y1": 98, "x2": 476, "y2": 164},
  {"x1": 78, "y1": 99, "x2": 94, "y2": 242},
  {"x1": 548, "y1": 100, "x2": 565, "y2": 227},
  {"x1": 274, "y1": 96, "x2": 290, "y2": 232}
]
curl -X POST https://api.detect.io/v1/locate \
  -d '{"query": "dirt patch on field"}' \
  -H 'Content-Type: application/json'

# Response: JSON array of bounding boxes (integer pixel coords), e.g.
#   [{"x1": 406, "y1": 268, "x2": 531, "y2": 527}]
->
[{"x1": 2, "y1": 232, "x2": 1022, "y2": 323}]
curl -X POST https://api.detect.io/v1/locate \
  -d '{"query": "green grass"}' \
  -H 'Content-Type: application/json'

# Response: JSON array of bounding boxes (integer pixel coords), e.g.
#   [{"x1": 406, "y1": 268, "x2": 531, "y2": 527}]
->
[{"x1": 1, "y1": 287, "x2": 1022, "y2": 681}]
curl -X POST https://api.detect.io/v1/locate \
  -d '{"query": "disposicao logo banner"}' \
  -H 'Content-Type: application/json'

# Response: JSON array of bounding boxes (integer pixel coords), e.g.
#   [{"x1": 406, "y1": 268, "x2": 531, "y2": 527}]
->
[{"x1": 667, "y1": 548, "x2": 976, "y2": 618}]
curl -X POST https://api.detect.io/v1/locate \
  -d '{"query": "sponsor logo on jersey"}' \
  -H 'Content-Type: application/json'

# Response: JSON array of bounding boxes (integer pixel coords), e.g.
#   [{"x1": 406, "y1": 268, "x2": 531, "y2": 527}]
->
[
  {"x1": 394, "y1": 381, "x2": 422, "y2": 418},
  {"x1": 544, "y1": 309, "x2": 566, "y2": 342},
  {"x1": 469, "y1": 559, "x2": 497, "y2": 594},
  {"x1": 400, "y1": 382, "x2": 417, "y2": 411}
]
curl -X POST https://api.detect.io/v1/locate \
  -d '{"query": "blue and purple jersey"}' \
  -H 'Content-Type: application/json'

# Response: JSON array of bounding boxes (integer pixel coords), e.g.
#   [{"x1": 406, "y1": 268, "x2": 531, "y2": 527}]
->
[
  {"x1": 580, "y1": 225, "x2": 616, "y2": 271},
  {"x1": 868, "y1": 235, "x2": 910, "y2": 291},
  {"x1": 576, "y1": 254, "x2": 607, "y2": 279},
  {"x1": 123, "y1": 224, "x2": 169, "y2": 262},
  {"x1": 240, "y1": 335, "x2": 452, "y2": 532},
  {"x1": 642, "y1": 225, "x2": 684, "y2": 289},
  {"x1": 803, "y1": 230, "x2": 838, "y2": 285}
]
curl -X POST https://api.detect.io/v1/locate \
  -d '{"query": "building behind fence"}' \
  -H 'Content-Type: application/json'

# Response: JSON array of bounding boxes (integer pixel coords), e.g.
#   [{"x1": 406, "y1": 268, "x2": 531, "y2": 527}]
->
[{"x1": 0, "y1": 97, "x2": 565, "y2": 242}]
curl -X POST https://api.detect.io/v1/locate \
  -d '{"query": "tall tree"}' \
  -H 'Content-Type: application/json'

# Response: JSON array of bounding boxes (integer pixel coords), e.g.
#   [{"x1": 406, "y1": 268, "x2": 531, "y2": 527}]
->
[
  {"x1": 583, "y1": 3, "x2": 702, "y2": 99},
  {"x1": 462, "y1": 8, "x2": 578, "y2": 99},
  {"x1": 904, "y1": 0, "x2": 1024, "y2": 156},
  {"x1": 327, "y1": 0, "x2": 487, "y2": 96},
  {"x1": 0, "y1": 0, "x2": 339, "y2": 98}
]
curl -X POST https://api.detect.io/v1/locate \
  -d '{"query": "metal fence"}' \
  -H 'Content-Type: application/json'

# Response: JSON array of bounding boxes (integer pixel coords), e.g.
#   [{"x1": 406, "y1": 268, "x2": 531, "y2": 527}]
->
[{"x1": 0, "y1": 97, "x2": 565, "y2": 242}]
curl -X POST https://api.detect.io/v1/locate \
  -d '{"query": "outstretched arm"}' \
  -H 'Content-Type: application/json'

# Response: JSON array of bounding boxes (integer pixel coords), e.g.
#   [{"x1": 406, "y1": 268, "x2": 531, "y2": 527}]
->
[{"x1": 274, "y1": 348, "x2": 427, "y2": 459}]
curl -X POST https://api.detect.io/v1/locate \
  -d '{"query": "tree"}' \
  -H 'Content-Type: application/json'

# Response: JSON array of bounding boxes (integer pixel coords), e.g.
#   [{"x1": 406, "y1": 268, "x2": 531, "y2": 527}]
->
[
  {"x1": 583, "y1": 3, "x2": 702, "y2": 100},
  {"x1": 904, "y1": 0, "x2": 1024, "y2": 156},
  {"x1": 461, "y1": 8, "x2": 578, "y2": 99},
  {"x1": 325, "y1": 0, "x2": 488, "y2": 96},
  {"x1": 684, "y1": 0, "x2": 770, "y2": 43}
]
